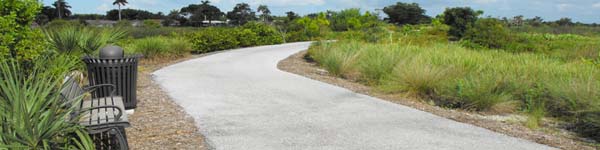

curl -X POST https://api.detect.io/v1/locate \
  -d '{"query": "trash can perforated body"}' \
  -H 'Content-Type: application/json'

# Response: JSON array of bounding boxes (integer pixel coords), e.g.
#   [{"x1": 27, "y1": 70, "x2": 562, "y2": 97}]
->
[{"x1": 83, "y1": 55, "x2": 141, "y2": 110}]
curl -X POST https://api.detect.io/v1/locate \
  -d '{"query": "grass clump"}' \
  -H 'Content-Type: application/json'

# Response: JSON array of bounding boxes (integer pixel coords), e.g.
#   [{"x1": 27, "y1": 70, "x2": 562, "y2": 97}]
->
[
  {"x1": 126, "y1": 36, "x2": 192, "y2": 58},
  {"x1": 307, "y1": 41, "x2": 361, "y2": 77},
  {"x1": 308, "y1": 39, "x2": 600, "y2": 140}
]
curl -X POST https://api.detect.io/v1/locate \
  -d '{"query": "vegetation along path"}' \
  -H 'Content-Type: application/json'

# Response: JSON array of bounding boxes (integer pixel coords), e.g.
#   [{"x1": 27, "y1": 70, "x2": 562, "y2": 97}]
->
[{"x1": 153, "y1": 42, "x2": 554, "y2": 150}]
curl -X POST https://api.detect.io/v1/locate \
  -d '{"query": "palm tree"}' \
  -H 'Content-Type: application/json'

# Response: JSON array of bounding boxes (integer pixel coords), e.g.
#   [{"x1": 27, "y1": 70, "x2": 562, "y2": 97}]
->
[
  {"x1": 53, "y1": 0, "x2": 71, "y2": 19},
  {"x1": 113, "y1": 0, "x2": 128, "y2": 21},
  {"x1": 257, "y1": 5, "x2": 270, "y2": 23}
]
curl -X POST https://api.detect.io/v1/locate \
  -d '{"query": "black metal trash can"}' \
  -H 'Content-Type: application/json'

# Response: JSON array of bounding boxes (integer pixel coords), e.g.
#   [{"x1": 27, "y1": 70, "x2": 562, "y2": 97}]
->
[{"x1": 83, "y1": 55, "x2": 142, "y2": 109}]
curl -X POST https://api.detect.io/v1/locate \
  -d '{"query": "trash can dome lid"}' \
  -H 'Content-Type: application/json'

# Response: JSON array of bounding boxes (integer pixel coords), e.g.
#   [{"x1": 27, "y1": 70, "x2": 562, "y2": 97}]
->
[{"x1": 99, "y1": 45, "x2": 124, "y2": 59}]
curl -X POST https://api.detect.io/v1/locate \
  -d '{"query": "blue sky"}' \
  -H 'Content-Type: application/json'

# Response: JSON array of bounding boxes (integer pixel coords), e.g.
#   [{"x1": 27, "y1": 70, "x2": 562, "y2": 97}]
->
[{"x1": 43, "y1": 0, "x2": 600, "y2": 23}]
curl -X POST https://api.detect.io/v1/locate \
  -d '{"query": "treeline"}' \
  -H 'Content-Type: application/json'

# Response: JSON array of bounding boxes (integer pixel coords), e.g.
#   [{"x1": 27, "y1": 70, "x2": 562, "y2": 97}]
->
[{"x1": 37, "y1": 0, "x2": 599, "y2": 28}]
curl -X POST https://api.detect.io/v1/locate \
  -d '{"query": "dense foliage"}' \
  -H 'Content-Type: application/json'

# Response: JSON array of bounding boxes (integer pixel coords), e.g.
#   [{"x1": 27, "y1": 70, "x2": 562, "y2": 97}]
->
[
  {"x1": 179, "y1": 0, "x2": 224, "y2": 26},
  {"x1": 0, "y1": 0, "x2": 47, "y2": 61},
  {"x1": 383, "y1": 2, "x2": 430, "y2": 25},
  {"x1": 0, "y1": 56, "x2": 94, "y2": 149},
  {"x1": 329, "y1": 9, "x2": 379, "y2": 31},
  {"x1": 0, "y1": 1, "x2": 95, "y2": 149},
  {"x1": 106, "y1": 9, "x2": 163, "y2": 20},
  {"x1": 442, "y1": 7, "x2": 481, "y2": 40},
  {"x1": 185, "y1": 22, "x2": 283, "y2": 53},
  {"x1": 463, "y1": 18, "x2": 511, "y2": 49},
  {"x1": 226, "y1": 3, "x2": 256, "y2": 25}
]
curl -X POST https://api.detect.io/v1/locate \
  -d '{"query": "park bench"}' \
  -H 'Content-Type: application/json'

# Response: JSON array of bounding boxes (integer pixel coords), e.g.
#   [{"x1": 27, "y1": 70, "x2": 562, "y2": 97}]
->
[{"x1": 60, "y1": 76, "x2": 130, "y2": 150}]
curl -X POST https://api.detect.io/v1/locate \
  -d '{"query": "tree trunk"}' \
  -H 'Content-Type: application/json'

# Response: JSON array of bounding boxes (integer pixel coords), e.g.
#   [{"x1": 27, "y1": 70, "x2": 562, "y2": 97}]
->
[
  {"x1": 118, "y1": 5, "x2": 122, "y2": 21},
  {"x1": 57, "y1": 1, "x2": 61, "y2": 19}
]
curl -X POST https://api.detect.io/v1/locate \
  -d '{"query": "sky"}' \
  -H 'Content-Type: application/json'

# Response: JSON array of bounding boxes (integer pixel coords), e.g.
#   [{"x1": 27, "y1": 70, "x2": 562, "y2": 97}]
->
[{"x1": 42, "y1": 0, "x2": 600, "y2": 23}]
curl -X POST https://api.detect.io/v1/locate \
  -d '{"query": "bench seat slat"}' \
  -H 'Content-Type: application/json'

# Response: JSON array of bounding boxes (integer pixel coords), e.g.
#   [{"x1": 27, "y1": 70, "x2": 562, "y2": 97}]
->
[{"x1": 79, "y1": 96, "x2": 129, "y2": 126}]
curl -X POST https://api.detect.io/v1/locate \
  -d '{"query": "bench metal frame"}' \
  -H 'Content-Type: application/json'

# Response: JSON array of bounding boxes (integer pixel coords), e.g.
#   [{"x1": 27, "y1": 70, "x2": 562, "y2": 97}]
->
[{"x1": 61, "y1": 77, "x2": 130, "y2": 150}]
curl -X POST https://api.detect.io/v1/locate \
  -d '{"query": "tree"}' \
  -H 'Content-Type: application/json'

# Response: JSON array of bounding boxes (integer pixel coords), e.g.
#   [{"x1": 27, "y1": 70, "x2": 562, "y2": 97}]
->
[
  {"x1": 35, "y1": 6, "x2": 56, "y2": 25},
  {"x1": 257, "y1": 5, "x2": 271, "y2": 23},
  {"x1": 180, "y1": 1, "x2": 223, "y2": 26},
  {"x1": 383, "y1": 2, "x2": 430, "y2": 25},
  {"x1": 285, "y1": 11, "x2": 299, "y2": 22},
  {"x1": 52, "y1": 0, "x2": 71, "y2": 19},
  {"x1": 464, "y1": 18, "x2": 511, "y2": 49},
  {"x1": 525, "y1": 16, "x2": 543, "y2": 27},
  {"x1": 329, "y1": 8, "x2": 362, "y2": 31},
  {"x1": 555, "y1": 17, "x2": 573, "y2": 26},
  {"x1": 163, "y1": 10, "x2": 182, "y2": 26},
  {"x1": 511, "y1": 15, "x2": 524, "y2": 27},
  {"x1": 293, "y1": 12, "x2": 330, "y2": 38},
  {"x1": 328, "y1": 9, "x2": 379, "y2": 31},
  {"x1": 442, "y1": 7, "x2": 481, "y2": 40},
  {"x1": 106, "y1": 9, "x2": 160, "y2": 20},
  {"x1": 226, "y1": 3, "x2": 256, "y2": 25},
  {"x1": 113, "y1": 0, "x2": 128, "y2": 21}
]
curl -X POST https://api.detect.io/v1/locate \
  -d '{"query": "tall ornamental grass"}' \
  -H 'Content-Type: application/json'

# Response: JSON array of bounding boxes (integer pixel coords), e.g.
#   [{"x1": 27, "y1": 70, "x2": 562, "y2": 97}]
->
[
  {"x1": 308, "y1": 40, "x2": 600, "y2": 140},
  {"x1": 0, "y1": 56, "x2": 94, "y2": 149},
  {"x1": 125, "y1": 36, "x2": 192, "y2": 58}
]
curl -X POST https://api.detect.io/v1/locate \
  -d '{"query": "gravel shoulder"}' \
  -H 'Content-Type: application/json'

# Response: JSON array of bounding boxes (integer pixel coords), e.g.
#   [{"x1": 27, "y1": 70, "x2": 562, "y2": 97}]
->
[
  {"x1": 126, "y1": 56, "x2": 209, "y2": 150},
  {"x1": 277, "y1": 50, "x2": 596, "y2": 150}
]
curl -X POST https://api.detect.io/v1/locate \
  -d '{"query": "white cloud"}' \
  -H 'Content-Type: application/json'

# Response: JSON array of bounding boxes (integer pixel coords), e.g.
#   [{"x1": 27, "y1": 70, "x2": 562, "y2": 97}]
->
[
  {"x1": 96, "y1": 3, "x2": 110, "y2": 11},
  {"x1": 593, "y1": 2, "x2": 600, "y2": 8},
  {"x1": 556, "y1": 3, "x2": 573, "y2": 12}
]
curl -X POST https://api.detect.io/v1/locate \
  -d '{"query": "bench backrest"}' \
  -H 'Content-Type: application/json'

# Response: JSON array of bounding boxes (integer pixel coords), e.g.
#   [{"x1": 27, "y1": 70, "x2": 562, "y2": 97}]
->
[{"x1": 60, "y1": 76, "x2": 85, "y2": 106}]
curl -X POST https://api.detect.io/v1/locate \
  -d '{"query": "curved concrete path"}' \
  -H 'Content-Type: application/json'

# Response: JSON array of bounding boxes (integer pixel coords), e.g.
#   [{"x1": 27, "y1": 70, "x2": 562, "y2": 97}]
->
[{"x1": 153, "y1": 42, "x2": 554, "y2": 150}]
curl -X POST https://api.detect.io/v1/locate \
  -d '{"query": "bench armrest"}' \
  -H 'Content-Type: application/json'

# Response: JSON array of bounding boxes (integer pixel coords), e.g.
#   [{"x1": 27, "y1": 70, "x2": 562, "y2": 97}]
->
[{"x1": 83, "y1": 84, "x2": 116, "y2": 96}]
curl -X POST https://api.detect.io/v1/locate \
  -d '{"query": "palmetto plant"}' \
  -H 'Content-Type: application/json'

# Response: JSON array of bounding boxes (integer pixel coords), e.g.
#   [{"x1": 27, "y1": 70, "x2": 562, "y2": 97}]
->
[
  {"x1": 0, "y1": 56, "x2": 94, "y2": 149},
  {"x1": 45, "y1": 26, "x2": 127, "y2": 55}
]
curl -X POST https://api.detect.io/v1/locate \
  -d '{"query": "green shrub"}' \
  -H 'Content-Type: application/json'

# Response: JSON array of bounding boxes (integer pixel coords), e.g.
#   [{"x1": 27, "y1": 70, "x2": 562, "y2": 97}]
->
[
  {"x1": 124, "y1": 27, "x2": 197, "y2": 39},
  {"x1": 286, "y1": 30, "x2": 310, "y2": 42},
  {"x1": 142, "y1": 20, "x2": 161, "y2": 28},
  {"x1": 241, "y1": 22, "x2": 284, "y2": 45},
  {"x1": 236, "y1": 29, "x2": 259, "y2": 47},
  {"x1": 186, "y1": 25, "x2": 285, "y2": 53},
  {"x1": 0, "y1": 0, "x2": 47, "y2": 61},
  {"x1": 186, "y1": 28, "x2": 240, "y2": 53},
  {"x1": 464, "y1": 18, "x2": 511, "y2": 49}
]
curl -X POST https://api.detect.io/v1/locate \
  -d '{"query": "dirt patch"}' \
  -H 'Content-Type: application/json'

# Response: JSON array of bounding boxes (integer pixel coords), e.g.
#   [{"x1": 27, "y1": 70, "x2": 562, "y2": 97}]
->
[
  {"x1": 278, "y1": 50, "x2": 597, "y2": 150},
  {"x1": 126, "y1": 55, "x2": 209, "y2": 150}
]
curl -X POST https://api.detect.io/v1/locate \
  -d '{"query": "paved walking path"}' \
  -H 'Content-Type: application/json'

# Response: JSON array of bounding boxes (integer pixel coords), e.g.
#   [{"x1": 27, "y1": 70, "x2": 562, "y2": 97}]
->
[{"x1": 153, "y1": 42, "x2": 554, "y2": 150}]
